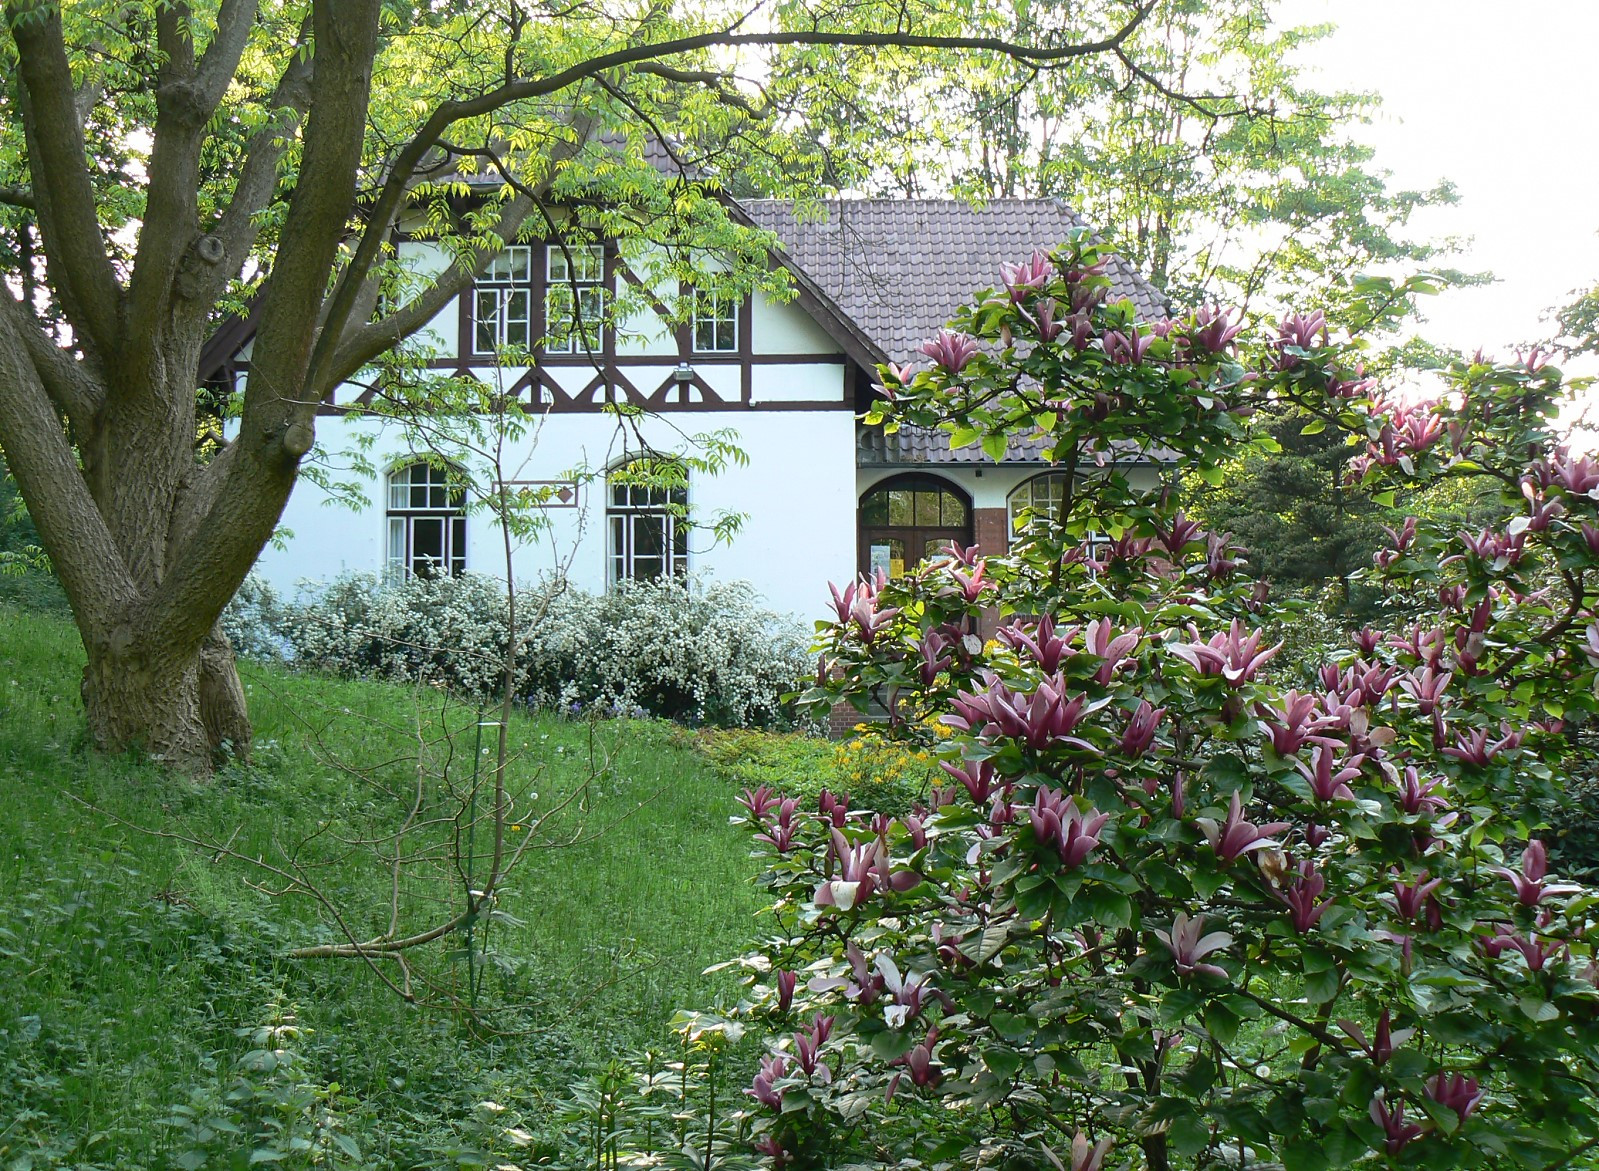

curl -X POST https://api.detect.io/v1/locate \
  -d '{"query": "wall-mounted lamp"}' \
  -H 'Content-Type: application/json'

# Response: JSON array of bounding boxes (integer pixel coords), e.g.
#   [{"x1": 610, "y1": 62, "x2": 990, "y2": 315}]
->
[{"x1": 673, "y1": 362, "x2": 694, "y2": 384}]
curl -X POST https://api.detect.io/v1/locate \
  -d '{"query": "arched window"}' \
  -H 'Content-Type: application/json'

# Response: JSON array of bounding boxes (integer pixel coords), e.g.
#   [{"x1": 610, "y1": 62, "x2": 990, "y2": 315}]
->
[
  {"x1": 387, "y1": 461, "x2": 466, "y2": 579},
  {"x1": 858, "y1": 474, "x2": 971, "y2": 577},
  {"x1": 1007, "y1": 472, "x2": 1071, "y2": 534},
  {"x1": 607, "y1": 459, "x2": 688, "y2": 583}
]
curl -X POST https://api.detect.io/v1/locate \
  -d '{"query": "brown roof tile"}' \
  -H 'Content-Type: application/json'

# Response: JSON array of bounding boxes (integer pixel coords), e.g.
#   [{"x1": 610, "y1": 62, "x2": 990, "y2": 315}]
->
[{"x1": 741, "y1": 198, "x2": 1169, "y2": 364}]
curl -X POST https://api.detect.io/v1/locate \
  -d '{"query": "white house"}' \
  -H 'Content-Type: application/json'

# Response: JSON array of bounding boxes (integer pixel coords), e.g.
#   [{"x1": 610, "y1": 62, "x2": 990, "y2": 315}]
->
[{"x1": 204, "y1": 197, "x2": 1169, "y2": 622}]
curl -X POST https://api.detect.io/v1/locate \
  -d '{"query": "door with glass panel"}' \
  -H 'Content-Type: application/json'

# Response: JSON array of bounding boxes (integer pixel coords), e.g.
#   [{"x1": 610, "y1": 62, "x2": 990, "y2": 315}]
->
[{"x1": 858, "y1": 475, "x2": 972, "y2": 579}]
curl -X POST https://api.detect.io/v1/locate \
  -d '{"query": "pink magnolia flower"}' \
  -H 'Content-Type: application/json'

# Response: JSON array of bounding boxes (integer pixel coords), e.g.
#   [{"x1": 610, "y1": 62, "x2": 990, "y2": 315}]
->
[
  {"x1": 1370, "y1": 1095, "x2": 1423, "y2": 1155},
  {"x1": 1083, "y1": 617, "x2": 1142, "y2": 685},
  {"x1": 1000, "y1": 251, "x2": 1053, "y2": 301},
  {"x1": 814, "y1": 829, "x2": 919, "y2": 911},
  {"x1": 1118, "y1": 699, "x2": 1165, "y2": 757},
  {"x1": 1400, "y1": 665, "x2": 1453, "y2": 717},
  {"x1": 1338, "y1": 1009, "x2": 1412, "y2": 1067},
  {"x1": 919, "y1": 329, "x2": 980, "y2": 373},
  {"x1": 775, "y1": 969, "x2": 796, "y2": 1014},
  {"x1": 1425, "y1": 1072, "x2": 1483, "y2": 1123},
  {"x1": 746, "y1": 1055, "x2": 787, "y2": 1109},
  {"x1": 1479, "y1": 926, "x2": 1564, "y2": 971},
  {"x1": 1069, "y1": 1132, "x2": 1113, "y2": 1171},
  {"x1": 1389, "y1": 870, "x2": 1445, "y2": 924},
  {"x1": 1296, "y1": 745, "x2": 1362, "y2": 804},
  {"x1": 1032, "y1": 297, "x2": 1064, "y2": 342},
  {"x1": 1275, "y1": 859, "x2": 1333, "y2": 933},
  {"x1": 949, "y1": 558, "x2": 991, "y2": 603},
  {"x1": 1257, "y1": 691, "x2": 1332, "y2": 755},
  {"x1": 1153, "y1": 912, "x2": 1232, "y2": 979},
  {"x1": 1492, "y1": 840, "x2": 1580, "y2": 907},
  {"x1": 1000, "y1": 614, "x2": 1076, "y2": 674},
  {"x1": 1197, "y1": 791, "x2": 1291, "y2": 863},
  {"x1": 1395, "y1": 766, "x2": 1450, "y2": 816},
  {"x1": 917, "y1": 630, "x2": 952, "y2": 686},
  {"x1": 946, "y1": 673, "x2": 1100, "y2": 752},
  {"x1": 1029, "y1": 787, "x2": 1111, "y2": 868},
  {"x1": 939, "y1": 757, "x2": 997, "y2": 805},
  {"x1": 738, "y1": 786, "x2": 781, "y2": 821},
  {"x1": 1102, "y1": 327, "x2": 1154, "y2": 365},
  {"x1": 1443, "y1": 725, "x2": 1524, "y2": 767},
  {"x1": 1274, "y1": 310, "x2": 1329, "y2": 368},
  {"x1": 1170, "y1": 620, "x2": 1282, "y2": 685},
  {"x1": 1188, "y1": 304, "x2": 1243, "y2": 354}
]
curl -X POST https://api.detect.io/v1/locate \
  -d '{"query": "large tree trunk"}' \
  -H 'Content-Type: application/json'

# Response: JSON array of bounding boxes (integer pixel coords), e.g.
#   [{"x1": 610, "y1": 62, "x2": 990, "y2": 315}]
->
[
  {"x1": 200, "y1": 624, "x2": 253, "y2": 757},
  {"x1": 80, "y1": 638, "x2": 213, "y2": 773}
]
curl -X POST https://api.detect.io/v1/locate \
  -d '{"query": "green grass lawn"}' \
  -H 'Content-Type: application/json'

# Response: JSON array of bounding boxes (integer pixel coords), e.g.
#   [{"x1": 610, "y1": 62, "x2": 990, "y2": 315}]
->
[{"x1": 0, "y1": 602, "x2": 770, "y2": 1167}]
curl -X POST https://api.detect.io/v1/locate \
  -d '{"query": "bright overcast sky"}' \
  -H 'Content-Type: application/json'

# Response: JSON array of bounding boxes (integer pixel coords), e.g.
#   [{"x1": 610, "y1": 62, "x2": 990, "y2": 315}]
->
[{"x1": 1277, "y1": 1, "x2": 1599, "y2": 365}]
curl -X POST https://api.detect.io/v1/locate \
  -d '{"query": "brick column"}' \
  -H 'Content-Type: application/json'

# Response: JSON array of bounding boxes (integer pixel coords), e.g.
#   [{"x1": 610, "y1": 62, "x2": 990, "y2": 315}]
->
[{"x1": 971, "y1": 506, "x2": 1009, "y2": 640}]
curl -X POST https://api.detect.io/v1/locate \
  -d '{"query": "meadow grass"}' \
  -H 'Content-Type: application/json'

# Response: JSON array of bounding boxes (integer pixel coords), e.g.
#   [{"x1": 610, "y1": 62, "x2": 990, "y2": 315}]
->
[{"x1": 0, "y1": 602, "x2": 769, "y2": 1166}]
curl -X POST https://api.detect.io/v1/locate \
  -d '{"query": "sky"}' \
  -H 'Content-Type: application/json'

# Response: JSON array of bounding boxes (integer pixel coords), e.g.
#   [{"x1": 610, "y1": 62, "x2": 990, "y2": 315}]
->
[{"x1": 1277, "y1": 0, "x2": 1599, "y2": 368}]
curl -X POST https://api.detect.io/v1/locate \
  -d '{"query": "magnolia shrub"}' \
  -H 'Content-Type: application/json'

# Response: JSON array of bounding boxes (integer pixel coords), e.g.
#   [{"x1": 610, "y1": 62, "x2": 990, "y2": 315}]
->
[{"x1": 724, "y1": 241, "x2": 1599, "y2": 1170}]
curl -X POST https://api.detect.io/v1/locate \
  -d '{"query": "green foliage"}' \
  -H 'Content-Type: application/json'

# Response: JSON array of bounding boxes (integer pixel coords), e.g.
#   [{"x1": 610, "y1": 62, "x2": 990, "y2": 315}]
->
[
  {"x1": 692, "y1": 726, "x2": 941, "y2": 816},
  {"x1": 0, "y1": 603, "x2": 766, "y2": 1166}
]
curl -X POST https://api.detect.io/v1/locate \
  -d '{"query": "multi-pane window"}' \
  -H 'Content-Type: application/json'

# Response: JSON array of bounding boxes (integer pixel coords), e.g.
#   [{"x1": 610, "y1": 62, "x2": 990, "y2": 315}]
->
[
  {"x1": 1007, "y1": 473, "x2": 1070, "y2": 533},
  {"x1": 606, "y1": 461, "x2": 688, "y2": 584},
  {"x1": 858, "y1": 475, "x2": 971, "y2": 579},
  {"x1": 691, "y1": 291, "x2": 738, "y2": 353},
  {"x1": 387, "y1": 462, "x2": 466, "y2": 579},
  {"x1": 473, "y1": 247, "x2": 533, "y2": 355},
  {"x1": 545, "y1": 244, "x2": 607, "y2": 355}
]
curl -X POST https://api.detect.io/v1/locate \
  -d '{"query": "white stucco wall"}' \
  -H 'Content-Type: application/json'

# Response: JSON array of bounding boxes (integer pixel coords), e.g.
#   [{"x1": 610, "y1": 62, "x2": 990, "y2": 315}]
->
[{"x1": 256, "y1": 407, "x2": 858, "y2": 623}]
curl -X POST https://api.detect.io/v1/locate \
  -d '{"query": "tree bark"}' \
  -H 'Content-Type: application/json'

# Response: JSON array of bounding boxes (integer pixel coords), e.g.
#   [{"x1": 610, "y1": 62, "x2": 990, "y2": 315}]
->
[
  {"x1": 200, "y1": 624, "x2": 252, "y2": 758},
  {"x1": 80, "y1": 638, "x2": 212, "y2": 772}
]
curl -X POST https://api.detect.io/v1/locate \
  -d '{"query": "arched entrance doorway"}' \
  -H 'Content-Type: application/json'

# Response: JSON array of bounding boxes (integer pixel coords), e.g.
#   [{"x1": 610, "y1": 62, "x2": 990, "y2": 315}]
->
[{"x1": 858, "y1": 473, "x2": 973, "y2": 578}]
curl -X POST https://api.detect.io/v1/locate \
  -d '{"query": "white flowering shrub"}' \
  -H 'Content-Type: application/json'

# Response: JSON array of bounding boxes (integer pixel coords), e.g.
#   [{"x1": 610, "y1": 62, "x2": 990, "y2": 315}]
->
[
  {"x1": 221, "y1": 573, "x2": 292, "y2": 661},
  {"x1": 274, "y1": 573, "x2": 810, "y2": 727},
  {"x1": 525, "y1": 576, "x2": 812, "y2": 727}
]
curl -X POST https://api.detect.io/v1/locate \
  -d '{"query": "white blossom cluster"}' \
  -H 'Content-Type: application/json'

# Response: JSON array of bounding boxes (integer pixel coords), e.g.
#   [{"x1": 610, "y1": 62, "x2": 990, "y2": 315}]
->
[{"x1": 224, "y1": 572, "x2": 812, "y2": 728}]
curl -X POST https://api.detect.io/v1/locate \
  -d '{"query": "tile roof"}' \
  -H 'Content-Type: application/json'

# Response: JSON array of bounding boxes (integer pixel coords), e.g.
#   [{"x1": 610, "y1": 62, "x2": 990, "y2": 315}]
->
[{"x1": 740, "y1": 198, "x2": 1169, "y2": 364}]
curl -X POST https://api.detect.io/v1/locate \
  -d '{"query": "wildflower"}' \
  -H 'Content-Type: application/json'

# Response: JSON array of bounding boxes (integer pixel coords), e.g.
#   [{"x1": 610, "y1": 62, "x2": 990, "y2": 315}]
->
[
  {"x1": 1196, "y1": 791, "x2": 1290, "y2": 863},
  {"x1": 1425, "y1": 1072, "x2": 1483, "y2": 1123},
  {"x1": 919, "y1": 329, "x2": 980, "y2": 373},
  {"x1": 1152, "y1": 912, "x2": 1232, "y2": 979}
]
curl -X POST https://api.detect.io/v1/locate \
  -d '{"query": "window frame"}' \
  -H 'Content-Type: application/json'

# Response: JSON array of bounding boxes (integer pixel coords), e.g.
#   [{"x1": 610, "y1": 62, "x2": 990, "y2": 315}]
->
[
  {"x1": 544, "y1": 243, "x2": 608, "y2": 356},
  {"x1": 690, "y1": 290, "x2": 739, "y2": 354},
  {"x1": 471, "y1": 246, "x2": 534, "y2": 357},
  {"x1": 386, "y1": 462, "x2": 467, "y2": 580},
  {"x1": 605, "y1": 460, "x2": 689, "y2": 585},
  {"x1": 857, "y1": 473, "x2": 972, "y2": 578}
]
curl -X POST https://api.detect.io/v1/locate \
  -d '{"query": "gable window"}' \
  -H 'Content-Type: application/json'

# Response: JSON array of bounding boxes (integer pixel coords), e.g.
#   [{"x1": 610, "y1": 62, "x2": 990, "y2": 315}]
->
[
  {"x1": 545, "y1": 244, "x2": 607, "y2": 355},
  {"x1": 387, "y1": 462, "x2": 466, "y2": 579},
  {"x1": 607, "y1": 460, "x2": 688, "y2": 583},
  {"x1": 473, "y1": 247, "x2": 533, "y2": 355},
  {"x1": 691, "y1": 291, "x2": 738, "y2": 353}
]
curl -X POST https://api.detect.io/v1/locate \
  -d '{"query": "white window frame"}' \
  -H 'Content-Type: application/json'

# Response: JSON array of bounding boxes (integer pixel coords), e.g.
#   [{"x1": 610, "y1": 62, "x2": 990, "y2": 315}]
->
[
  {"x1": 606, "y1": 463, "x2": 688, "y2": 585},
  {"x1": 691, "y1": 290, "x2": 739, "y2": 354},
  {"x1": 386, "y1": 462, "x2": 467, "y2": 580},
  {"x1": 544, "y1": 244, "x2": 607, "y2": 355},
  {"x1": 472, "y1": 247, "x2": 533, "y2": 356}
]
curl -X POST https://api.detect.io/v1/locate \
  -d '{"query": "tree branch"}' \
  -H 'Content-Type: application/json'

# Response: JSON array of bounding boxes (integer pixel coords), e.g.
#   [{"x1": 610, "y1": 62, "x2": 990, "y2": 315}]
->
[
  {"x1": 0, "y1": 285, "x2": 105, "y2": 435},
  {"x1": 0, "y1": 302, "x2": 131, "y2": 626},
  {"x1": 203, "y1": 19, "x2": 315, "y2": 303},
  {"x1": 5, "y1": 0, "x2": 124, "y2": 357},
  {"x1": 306, "y1": 1, "x2": 1157, "y2": 392}
]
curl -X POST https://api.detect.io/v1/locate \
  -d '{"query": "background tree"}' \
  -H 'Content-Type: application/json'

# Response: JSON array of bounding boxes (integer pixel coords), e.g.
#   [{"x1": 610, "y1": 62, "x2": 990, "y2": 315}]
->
[
  {"x1": 797, "y1": 0, "x2": 1475, "y2": 321},
  {"x1": 0, "y1": 0, "x2": 1177, "y2": 772}
]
